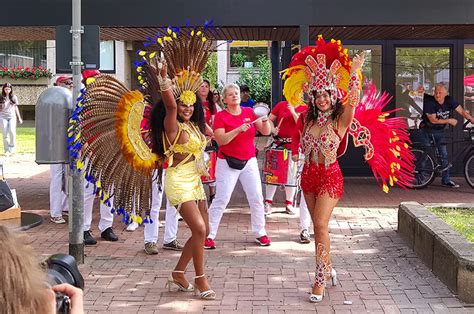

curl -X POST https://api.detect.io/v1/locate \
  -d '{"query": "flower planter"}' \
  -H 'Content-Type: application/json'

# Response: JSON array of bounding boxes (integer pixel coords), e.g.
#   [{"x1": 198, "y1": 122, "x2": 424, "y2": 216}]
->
[{"x1": 0, "y1": 76, "x2": 51, "y2": 86}]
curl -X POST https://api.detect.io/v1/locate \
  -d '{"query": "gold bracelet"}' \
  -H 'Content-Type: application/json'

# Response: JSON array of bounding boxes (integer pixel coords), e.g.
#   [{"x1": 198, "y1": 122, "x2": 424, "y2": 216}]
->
[{"x1": 158, "y1": 77, "x2": 172, "y2": 92}]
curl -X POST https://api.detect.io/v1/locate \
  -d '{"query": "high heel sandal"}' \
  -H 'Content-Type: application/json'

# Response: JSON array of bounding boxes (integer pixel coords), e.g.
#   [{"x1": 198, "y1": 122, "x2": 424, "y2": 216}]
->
[
  {"x1": 165, "y1": 270, "x2": 194, "y2": 292},
  {"x1": 309, "y1": 243, "x2": 331, "y2": 303},
  {"x1": 194, "y1": 274, "x2": 216, "y2": 300},
  {"x1": 331, "y1": 268, "x2": 337, "y2": 286}
]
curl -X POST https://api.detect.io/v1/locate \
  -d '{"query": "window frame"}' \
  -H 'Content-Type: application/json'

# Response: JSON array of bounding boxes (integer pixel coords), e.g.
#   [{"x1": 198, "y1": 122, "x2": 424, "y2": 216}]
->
[{"x1": 99, "y1": 40, "x2": 116, "y2": 73}]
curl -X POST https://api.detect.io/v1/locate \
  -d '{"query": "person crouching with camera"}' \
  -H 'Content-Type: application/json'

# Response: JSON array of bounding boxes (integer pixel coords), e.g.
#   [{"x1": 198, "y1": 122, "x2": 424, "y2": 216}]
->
[{"x1": 0, "y1": 226, "x2": 84, "y2": 314}]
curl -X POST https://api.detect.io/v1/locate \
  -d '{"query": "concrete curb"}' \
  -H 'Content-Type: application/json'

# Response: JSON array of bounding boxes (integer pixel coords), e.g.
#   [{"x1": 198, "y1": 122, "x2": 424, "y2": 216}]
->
[{"x1": 398, "y1": 201, "x2": 474, "y2": 303}]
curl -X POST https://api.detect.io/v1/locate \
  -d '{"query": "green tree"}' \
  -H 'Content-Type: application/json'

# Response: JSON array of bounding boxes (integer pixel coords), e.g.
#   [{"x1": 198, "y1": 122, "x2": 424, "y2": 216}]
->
[
  {"x1": 230, "y1": 52, "x2": 247, "y2": 68},
  {"x1": 396, "y1": 48, "x2": 450, "y2": 87},
  {"x1": 202, "y1": 52, "x2": 218, "y2": 88},
  {"x1": 236, "y1": 55, "x2": 271, "y2": 104},
  {"x1": 464, "y1": 49, "x2": 474, "y2": 75}
]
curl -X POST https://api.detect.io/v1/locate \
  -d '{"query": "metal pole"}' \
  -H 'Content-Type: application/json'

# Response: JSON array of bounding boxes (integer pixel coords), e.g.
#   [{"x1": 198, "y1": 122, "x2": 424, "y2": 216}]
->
[
  {"x1": 69, "y1": 0, "x2": 84, "y2": 263},
  {"x1": 299, "y1": 24, "x2": 309, "y2": 49}
]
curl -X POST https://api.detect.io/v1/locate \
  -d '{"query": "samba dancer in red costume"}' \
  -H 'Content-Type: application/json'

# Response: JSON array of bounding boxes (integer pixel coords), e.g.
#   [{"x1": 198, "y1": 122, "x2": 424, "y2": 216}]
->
[{"x1": 287, "y1": 36, "x2": 414, "y2": 302}]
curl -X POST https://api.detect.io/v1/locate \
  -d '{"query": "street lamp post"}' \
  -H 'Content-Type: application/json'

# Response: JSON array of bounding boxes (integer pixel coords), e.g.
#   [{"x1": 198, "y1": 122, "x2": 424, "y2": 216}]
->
[{"x1": 69, "y1": 0, "x2": 84, "y2": 264}]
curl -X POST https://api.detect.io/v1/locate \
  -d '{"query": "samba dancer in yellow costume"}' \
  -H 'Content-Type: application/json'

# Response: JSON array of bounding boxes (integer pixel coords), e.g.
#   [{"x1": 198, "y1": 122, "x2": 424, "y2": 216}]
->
[
  {"x1": 146, "y1": 28, "x2": 216, "y2": 300},
  {"x1": 153, "y1": 58, "x2": 216, "y2": 300}
]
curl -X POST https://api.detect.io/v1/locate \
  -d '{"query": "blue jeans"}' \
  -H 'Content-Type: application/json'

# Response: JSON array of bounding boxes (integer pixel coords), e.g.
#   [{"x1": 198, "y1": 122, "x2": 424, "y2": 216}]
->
[
  {"x1": 419, "y1": 129, "x2": 450, "y2": 184},
  {"x1": 0, "y1": 117, "x2": 17, "y2": 153}
]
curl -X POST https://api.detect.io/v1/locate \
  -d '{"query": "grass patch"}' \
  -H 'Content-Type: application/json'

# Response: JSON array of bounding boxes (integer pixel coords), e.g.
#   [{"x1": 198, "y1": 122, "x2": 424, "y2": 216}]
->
[
  {"x1": 429, "y1": 207, "x2": 474, "y2": 243},
  {"x1": 0, "y1": 125, "x2": 35, "y2": 154}
]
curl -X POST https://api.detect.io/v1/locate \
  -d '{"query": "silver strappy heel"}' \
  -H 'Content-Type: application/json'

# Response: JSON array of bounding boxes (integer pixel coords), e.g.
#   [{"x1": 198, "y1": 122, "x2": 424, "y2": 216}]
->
[
  {"x1": 194, "y1": 274, "x2": 216, "y2": 300},
  {"x1": 165, "y1": 270, "x2": 194, "y2": 292}
]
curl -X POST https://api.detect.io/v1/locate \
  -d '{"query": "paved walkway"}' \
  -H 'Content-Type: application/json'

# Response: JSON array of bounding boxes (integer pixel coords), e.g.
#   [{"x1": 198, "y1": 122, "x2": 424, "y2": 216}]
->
[{"x1": 2, "y1": 154, "x2": 473, "y2": 313}]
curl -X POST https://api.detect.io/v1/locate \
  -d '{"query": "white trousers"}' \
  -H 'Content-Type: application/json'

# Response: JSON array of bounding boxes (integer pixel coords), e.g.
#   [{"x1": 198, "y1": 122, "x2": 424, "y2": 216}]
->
[
  {"x1": 298, "y1": 194, "x2": 311, "y2": 231},
  {"x1": 265, "y1": 185, "x2": 297, "y2": 203},
  {"x1": 83, "y1": 181, "x2": 114, "y2": 232},
  {"x1": 144, "y1": 171, "x2": 179, "y2": 244},
  {"x1": 49, "y1": 164, "x2": 68, "y2": 218},
  {"x1": 208, "y1": 157, "x2": 267, "y2": 239},
  {"x1": 265, "y1": 184, "x2": 310, "y2": 231},
  {"x1": 50, "y1": 163, "x2": 114, "y2": 231},
  {"x1": 0, "y1": 116, "x2": 16, "y2": 153}
]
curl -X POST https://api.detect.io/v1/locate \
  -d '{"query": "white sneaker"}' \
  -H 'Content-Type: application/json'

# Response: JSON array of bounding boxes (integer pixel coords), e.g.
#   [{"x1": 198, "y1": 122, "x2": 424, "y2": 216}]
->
[
  {"x1": 50, "y1": 216, "x2": 66, "y2": 224},
  {"x1": 264, "y1": 202, "x2": 272, "y2": 215},
  {"x1": 126, "y1": 221, "x2": 139, "y2": 231}
]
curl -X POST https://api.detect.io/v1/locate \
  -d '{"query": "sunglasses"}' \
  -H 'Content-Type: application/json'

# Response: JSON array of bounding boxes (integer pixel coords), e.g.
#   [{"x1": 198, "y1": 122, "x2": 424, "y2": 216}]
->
[{"x1": 213, "y1": 92, "x2": 219, "y2": 95}]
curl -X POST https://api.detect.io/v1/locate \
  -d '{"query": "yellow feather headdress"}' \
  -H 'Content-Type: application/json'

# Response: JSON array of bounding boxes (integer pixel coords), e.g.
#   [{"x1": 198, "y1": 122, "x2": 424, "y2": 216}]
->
[{"x1": 136, "y1": 27, "x2": 212, "y2": 106}]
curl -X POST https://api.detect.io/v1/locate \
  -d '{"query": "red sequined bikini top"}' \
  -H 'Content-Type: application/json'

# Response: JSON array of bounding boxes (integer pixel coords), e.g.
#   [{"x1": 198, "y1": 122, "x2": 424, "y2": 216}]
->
[{"x1": 301, "y1": 121, "x2": 342, "y2": 168}]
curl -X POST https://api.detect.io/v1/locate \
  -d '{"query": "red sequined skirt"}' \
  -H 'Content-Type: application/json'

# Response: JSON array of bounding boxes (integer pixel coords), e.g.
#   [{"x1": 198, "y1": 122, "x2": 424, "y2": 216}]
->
[{"x1": 300, "y1": 162, "x2": 344, "y2": 199}]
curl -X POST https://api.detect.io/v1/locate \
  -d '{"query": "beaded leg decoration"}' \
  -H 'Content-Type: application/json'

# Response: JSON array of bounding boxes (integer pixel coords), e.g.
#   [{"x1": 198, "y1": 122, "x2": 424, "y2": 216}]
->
[{"x1": 310, "y1": 243, "x2": 332, "y2": 303}]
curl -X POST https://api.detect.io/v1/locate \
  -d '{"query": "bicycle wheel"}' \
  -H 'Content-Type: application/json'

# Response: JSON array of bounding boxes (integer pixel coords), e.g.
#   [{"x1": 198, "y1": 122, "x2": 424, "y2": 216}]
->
[
  {"x1": 409, "y1": 149, "x2": 436, "y2": 189},
  {"x1": 464, "y1": 152, "x2": 474, "y2": 188}
]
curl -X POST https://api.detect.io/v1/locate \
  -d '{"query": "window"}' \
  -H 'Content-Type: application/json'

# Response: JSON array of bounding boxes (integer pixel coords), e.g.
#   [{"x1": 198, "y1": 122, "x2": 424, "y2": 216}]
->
[
  {"x1": 0, "y1": 41, "x2": 47, "y2": 68},
  {"x1": 99, "y1": 41, "x2": 115, "y2": 72},
  {"x1": 464, "y1": 44, "x2": 474, "y2": 120},
  {"x1": 346, "y1": 45, "x2": 382, "y2": 90},
  {"x1": 395, "y1": 47, "x2": 450, "y2": 129},
  {"x1": 229, "y1": 41, "x2": 269, "y2": 68}
]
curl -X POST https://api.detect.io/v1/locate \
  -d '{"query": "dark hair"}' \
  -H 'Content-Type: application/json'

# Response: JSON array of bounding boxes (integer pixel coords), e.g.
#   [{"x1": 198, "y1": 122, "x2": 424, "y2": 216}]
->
[
  {"x1": 240, "y1": 85, "x2": 250, "y2": 93},
  {"x1": 305, "y1": 90, "x2": 343, "y2": 126},
  {"x1": 202, "y1": 79, "x2": 216, "y2": 115},
  {"x1": 1, "y1": 83, "x2": 16, "y2": 104},
  {"x1": 150, "y1": 95, "x2": 206, "y2": 158}
]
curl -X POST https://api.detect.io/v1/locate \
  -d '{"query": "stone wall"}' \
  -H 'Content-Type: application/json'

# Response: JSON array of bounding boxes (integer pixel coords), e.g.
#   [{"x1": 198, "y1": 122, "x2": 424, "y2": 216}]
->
[
  {"x1": 0, "y1": 77, "x2": 50, "y2": 119},
  {"x1": 398, "y1": 202, "x2": 474, "y2": 303}
]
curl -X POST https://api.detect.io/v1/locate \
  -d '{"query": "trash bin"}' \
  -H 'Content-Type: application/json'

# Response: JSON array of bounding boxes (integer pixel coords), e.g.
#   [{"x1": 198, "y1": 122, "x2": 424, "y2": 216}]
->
[{"x1": 35, "y1": 87, "x2": 72, "y2": 164}]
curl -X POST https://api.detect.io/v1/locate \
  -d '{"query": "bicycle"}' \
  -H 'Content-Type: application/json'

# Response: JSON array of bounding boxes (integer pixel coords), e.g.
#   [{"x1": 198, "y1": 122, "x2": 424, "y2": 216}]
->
[{"x1": 410, "y1": 121, "x2": 474, "y2": 189}]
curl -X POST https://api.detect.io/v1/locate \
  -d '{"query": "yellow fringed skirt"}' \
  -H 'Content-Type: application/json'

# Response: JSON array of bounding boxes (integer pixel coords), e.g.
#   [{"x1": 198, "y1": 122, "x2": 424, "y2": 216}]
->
[{"x1": 164, "y1": 160, "x2": 206, "y2": 208}]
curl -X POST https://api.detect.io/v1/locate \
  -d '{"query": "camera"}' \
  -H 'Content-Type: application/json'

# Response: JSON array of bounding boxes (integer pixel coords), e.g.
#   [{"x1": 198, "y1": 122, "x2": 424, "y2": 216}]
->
[{"x1": 45, "y1": 254, "x2": 84, "y2": 314}]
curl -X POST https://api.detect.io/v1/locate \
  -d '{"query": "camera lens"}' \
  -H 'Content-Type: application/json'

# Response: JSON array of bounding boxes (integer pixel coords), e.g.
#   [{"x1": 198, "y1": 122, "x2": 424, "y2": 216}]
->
[
  {"x1": 46, "y1": 254, "x2": 84, "y2": 289},
  {"x1": 46, "y1": 254, "x2": 84, "y2": 314}
]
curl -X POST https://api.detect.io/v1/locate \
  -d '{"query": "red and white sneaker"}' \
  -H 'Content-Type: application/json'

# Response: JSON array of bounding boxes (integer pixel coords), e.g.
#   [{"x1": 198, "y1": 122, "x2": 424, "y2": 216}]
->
[
  {"x1": 204, "y1": 238, "x2": 216, "y2": 249},
  {"x1": 256, "y1": 235, "x2": 271, "y2": 246}
]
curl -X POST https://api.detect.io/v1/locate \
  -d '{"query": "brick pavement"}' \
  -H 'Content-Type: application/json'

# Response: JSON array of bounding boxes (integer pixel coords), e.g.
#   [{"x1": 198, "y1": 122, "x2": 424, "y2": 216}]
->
[{"x1": 2, "y1": 154, "x2": 473, "y2": 313}]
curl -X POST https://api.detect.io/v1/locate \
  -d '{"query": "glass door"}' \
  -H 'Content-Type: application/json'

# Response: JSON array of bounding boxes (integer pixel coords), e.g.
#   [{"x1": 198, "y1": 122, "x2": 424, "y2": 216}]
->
[{"x1": 395, "y1": 47, "x2": 450, "y2": 129}]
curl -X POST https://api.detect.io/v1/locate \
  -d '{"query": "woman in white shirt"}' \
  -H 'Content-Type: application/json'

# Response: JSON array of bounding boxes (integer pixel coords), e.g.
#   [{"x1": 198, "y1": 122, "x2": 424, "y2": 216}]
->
[{"x1": 0, "y1": 83, "x2": 23, "y2": 154}]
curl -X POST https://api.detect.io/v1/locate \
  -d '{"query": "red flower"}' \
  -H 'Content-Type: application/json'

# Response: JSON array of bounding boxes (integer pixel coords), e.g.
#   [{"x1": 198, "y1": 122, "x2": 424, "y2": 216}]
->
[{"x1": 0, "y1": 66, "x2": 52, "y2": 80}]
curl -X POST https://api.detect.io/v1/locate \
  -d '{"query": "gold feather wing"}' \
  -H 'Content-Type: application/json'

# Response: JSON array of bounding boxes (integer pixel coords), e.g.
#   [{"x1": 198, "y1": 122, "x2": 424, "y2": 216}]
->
[{"x1": 68, "y1": 73, "x2": 159, "y2": 224}]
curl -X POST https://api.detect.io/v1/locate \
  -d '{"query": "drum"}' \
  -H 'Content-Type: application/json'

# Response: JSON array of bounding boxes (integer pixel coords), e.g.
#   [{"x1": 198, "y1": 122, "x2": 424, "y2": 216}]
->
[
  {"x1": 201, "y1": 147, "x2": 217, "y2": 184},
  {"x1": 253, "y1": 102, "x2": 270, "y2": 118},
  {"x1": 261, "y1": 148, "x2": 299, "y2": 186}
]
